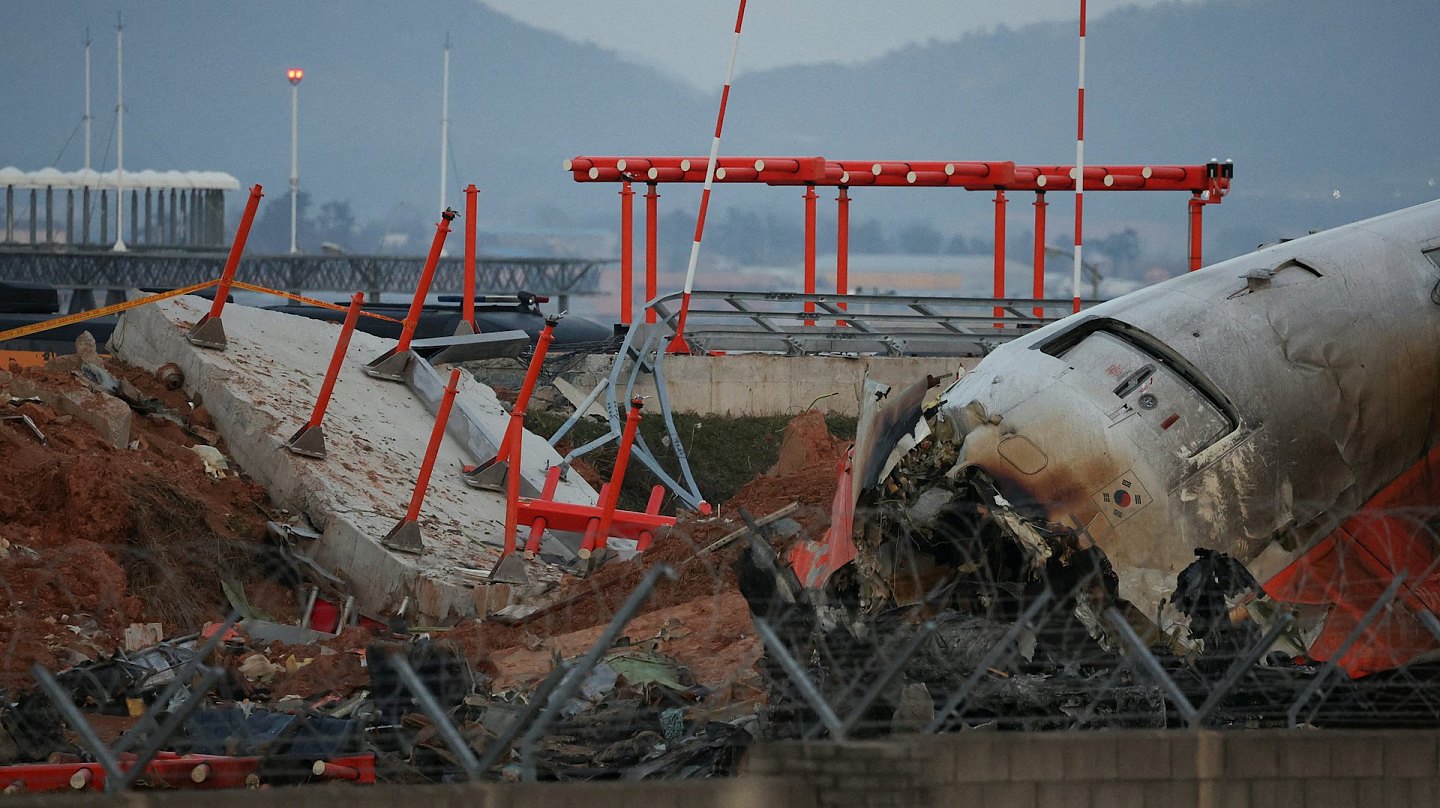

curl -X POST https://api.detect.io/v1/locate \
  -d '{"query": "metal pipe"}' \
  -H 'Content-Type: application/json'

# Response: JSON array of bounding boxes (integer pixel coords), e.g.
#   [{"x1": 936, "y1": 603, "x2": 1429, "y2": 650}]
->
[
  {"x1": 396, "y1": 209, "x2": 456, "y2": 353},
  {"x1": 836, "y1": 186, "x2": 849, "y2": 322},
  {"x1": 587, "y1": 397, "x2": 644, "y2": 556},
  {"x1": 1191, "y1": 612, "x2": 1295, "y2": 726},
  {"x1": 667, "y1": 0, "x2": 750, "y2": 354},
  {"x1": 129, "y1": 190, "x2": 137, "y2": 245},
  {"x1": 290, "y1": 79, "x2": 300, "y2": 254},
  {"x1": 475, "y1": 662, "x2": 571, "y2": 775},
  {"x1": 464, "y1": 184, "x2": 478, "y2": 329},
  {"x1": 32, "y1": 667, "x2": 125, "y2": 784},
  {"x1": 389, "y1": 654, "x2": 483, "y2": 780},
  {"x1": 207, "y1": 185, "x2": 264, "y2": 321},
  {"x1": 1105, "y1": 606, "x2": 1197, "y2": 723},
  {"x1": 645, "y1": 182, "x2": 659, "y2": 324},
  {"x1": 1033, "y1": 191, "x2": 1047, "y2": 317},
  {"x1": 114, "y1": 611, "x2": 244, "y2": 754},
  {"x1": 45, "y1": 187, "x2": 53, "y2": 244},
  {"x1": 804, "y1": 184, "x2": 817, "y2": 325},
  {"x1": 1188, "y1": 193, "x2": 1204, "y2": 271},
  {"x1": 1073, "y1": 0, "x2": 1087, "y2": 313},
  {"x1": 518, "y1": 564, "x2": 676, "y2": 780},
  {"x1": 112, "y1": 668, "x2": 224, "y2": 791},
  {"x1": 5, "y1": 185, "x2": 11, "y2": 242},
  {"x1": 83, "y1": 32, "x2": 92, "y2": 172},
  {"x1": 753, "y1": 617, "x2": 846, "y2": 738},
  {"x1": 927, "y1": 591, "x2": 1052, "y2": 733},
  {"x1": 993, "y1": 188, "x2": 1007, "y2": 324},
  {"x1": 620, "y1": 180, "x2": 634, "y2": 325},
  {"x1": 305, "y1": 292, "x2": 364, "y2": 430},
  {"x1": 439, "y1": 36, "x2": 450, "y2": 215},
  {"x1": 839, "y1": 621, "x2": 937, "y2": 735},
  {"x1": 1288, "y1": 573, "x2": 1407, "y2": 728},
  {"x1": 403, "y1": 368, "x2": 462, "y2": 522},
  {"x1": 114, "y1": 16, "x2": 125, "y2": 251}
]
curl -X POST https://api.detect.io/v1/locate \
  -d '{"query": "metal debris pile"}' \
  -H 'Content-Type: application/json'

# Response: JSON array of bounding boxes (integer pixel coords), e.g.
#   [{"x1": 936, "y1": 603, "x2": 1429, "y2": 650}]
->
[
  {"x1": 738, "y1": 376, "x2": 1440, "y2": 739},
  {"x1": 0, "y1": 342, "x2": 803, "y2": 792}
]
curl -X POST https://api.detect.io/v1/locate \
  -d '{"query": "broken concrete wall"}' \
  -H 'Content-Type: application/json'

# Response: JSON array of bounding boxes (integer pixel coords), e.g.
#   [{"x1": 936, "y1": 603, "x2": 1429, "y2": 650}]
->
[
  {"x1": 110, "y1": 296, "x2": 596, "y2": 623},
  {"x1": 475, "y1": 353, "x2": 978, "y2": 418},
  {"x1": 748, "y1": 729, "x2": 1440, "y2": 808}
]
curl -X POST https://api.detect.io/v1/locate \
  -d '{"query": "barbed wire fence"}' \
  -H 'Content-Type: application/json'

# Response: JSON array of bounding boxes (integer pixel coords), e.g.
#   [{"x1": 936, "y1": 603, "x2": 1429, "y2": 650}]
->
[
  {"x1": 738, "y1": 504, "x2": 1440, "y2": 740},
  {"x1": 5, "y1": 489, "x2": 1440, "y2": 790}
]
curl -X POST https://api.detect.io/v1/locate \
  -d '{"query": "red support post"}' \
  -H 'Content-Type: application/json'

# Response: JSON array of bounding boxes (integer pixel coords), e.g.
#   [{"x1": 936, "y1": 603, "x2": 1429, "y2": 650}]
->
[
  {"x1": 619, "y1": 180, "x2": 634, "y2": 325},
  {"x1": 583, "y1": 397, "x2": 644, "y2": 561},
  {"x1": 462, "y1": 315, "x2": 561, "y2": 490},
  {"x1": 634, "y1": 485, "x2": 666, "y2": 553},
  {"x1": 285, "y1": 291, "x2": 365, "y2": 458},
  {"x1": 463, "y1": 184, "x2": 478, "y2": 331},
  {"x1": 804, "y1": 184, "x2": 817, "y2": 325},
  {"x1": 1033, "y1": 191, "x2": 1047, "y2": 319},
  {"x1": 523, "y1": 466, "x2": 563, "y2": 557},
  {"x1": 645, "y1": 183, "x2": 659, "y2": 324},
  {"x1": 365, "y1": 208, "x2": 456, "y2": 380},
  {"x1": 501, "y1": 407, "x2": 523, "y2": 563},
  {"x1": 311, "y1": 761, "x2": 360, "y2": 782},
  {"x1": 211, "y1": 184, "x2": 263, "y2": 320},
  {"x1": 186, "y1": 184, "x2": 263, "y2": 349},
  {"x1": 398, "y1": 209, "x2": 457, "y2": 354},
  {"x1": 993, "y1": 188, "x2": 1007, "y2": 325},
  {"x1": 1188, "y1": 192, "x2": 1204, "y2": 271},
  {"x1": 381, "y1": 367, "x2": 462, "y2": 554},
  {"x1": 836, "y1": 186, "x2": 850, "y2": 324}
]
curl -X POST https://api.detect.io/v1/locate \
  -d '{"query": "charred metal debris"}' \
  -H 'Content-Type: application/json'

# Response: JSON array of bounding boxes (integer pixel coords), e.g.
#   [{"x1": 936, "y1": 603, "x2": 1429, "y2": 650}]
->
[
  {"x1": 0, "y1": 566, "x2": 751, "y2": 793},
  {"x1": 740, "y1": 376, "x2": 1440, "y2": 738}
]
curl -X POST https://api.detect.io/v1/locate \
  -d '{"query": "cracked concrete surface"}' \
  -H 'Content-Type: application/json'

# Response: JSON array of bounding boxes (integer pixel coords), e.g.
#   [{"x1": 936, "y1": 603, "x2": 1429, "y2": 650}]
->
[{"x1": 110, "y1": 295, "x2": 596, "y2": 622}]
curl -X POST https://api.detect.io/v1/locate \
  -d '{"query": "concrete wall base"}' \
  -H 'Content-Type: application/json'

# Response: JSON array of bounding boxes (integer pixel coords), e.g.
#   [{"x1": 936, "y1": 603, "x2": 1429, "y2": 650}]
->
[{"x1": 110, "y1": 297, "x2": 595, "y2": 625}]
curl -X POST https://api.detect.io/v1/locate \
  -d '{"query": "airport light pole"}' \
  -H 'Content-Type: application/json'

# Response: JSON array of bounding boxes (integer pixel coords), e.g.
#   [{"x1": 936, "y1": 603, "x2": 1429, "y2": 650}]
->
[{"x1": 287, "y1": 67, "x2": 303, "y2": 254}]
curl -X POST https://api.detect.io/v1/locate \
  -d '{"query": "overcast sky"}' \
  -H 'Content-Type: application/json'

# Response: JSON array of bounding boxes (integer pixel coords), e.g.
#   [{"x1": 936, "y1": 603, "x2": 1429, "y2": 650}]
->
[{"x1": 478, "y1": 0, "x2": 1195, "y2": 88}]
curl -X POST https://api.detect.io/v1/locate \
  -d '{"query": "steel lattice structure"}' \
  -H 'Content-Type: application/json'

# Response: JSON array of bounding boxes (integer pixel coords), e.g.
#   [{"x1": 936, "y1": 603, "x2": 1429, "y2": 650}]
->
[{"x1": 0, "y1": 248, "x2": 608, "y2": 297}]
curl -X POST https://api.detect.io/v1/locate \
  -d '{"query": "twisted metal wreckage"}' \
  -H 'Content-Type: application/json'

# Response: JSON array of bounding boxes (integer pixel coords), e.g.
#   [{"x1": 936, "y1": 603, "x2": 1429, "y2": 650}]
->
[{"x1": 773, "y1": 199, "x2": 1440, "y2": 718}]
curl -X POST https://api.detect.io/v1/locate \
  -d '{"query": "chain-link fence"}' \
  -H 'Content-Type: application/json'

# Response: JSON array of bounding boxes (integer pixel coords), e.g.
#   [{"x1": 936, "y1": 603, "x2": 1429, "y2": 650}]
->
[{"x1": 7, "y1": 352, "x2": 1440, "y2": 794}]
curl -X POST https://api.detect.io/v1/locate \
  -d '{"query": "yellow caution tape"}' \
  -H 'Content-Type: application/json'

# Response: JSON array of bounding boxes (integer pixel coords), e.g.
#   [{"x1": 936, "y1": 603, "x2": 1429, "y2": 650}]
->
[
  {"x1": 0, "y1": 279, "x2": 219, "y2": 345},
  {"x1": 228, "y1": 281, "x2": 403, "y2": 324},
  {"x1": 0, "y1": 277, "x2": 406, "y2": 346}
]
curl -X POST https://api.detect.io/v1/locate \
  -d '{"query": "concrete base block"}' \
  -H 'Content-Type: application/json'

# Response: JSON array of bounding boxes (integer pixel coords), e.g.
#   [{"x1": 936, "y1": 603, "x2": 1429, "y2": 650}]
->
[
  {"x1": 186, "y1": 314, "x2": 227, "y2": 349},
  {"x1": 284, "y1": 422, "x2": 326, "y2": 458},
  {"x1": 110, "y1": 296, "x2": 596, "y2": 624},
  {"x1": 381, "y1": 519, "x2": 424, "y2": 554},
  {"x1": 363, "y1": 347, "x2": 411, "y2": 381},
  {"x1": 57, "y1": 386, "x2": 131, "y2": 449}
]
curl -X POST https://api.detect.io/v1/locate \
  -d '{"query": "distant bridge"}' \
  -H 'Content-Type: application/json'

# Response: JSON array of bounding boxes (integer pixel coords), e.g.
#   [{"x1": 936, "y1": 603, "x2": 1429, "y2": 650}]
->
[{"x1": 0, "y1": 248, "x2": 610, "y2": 309}]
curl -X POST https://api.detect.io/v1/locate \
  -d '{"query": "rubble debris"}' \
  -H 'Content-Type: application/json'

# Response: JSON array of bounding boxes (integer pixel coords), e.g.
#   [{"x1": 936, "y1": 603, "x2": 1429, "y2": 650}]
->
[{"x1": 0, "y1": 374, "x2": 867, "y2": 789}]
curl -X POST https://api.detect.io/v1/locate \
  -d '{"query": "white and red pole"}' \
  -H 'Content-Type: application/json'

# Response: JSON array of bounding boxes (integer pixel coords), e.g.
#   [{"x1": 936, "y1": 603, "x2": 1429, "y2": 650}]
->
[
  {"x1": 667, "y1": 0, "x2": 749, "y2": 354},
  {"x1": 1072, "y1": 0, "x2": 1087, "y2": 314}
]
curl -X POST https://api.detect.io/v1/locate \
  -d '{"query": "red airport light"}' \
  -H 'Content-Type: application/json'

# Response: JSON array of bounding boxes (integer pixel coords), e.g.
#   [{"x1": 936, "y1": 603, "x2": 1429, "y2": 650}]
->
[{"x1": 287, "y1": 68, "x2": 304, "y2": 85}]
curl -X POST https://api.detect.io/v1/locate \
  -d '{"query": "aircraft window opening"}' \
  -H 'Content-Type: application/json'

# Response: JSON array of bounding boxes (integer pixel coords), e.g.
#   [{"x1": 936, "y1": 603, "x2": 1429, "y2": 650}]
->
[
  {"x1": 1038, "y1": 318, "x2": 1239, "y2": 456},
  {"x1": 1424, "y1": 248, "x2": 1440, "y2": 306},
  {"x1": 1276, "y1": 258, "x2": 1322, "y2": 277}
]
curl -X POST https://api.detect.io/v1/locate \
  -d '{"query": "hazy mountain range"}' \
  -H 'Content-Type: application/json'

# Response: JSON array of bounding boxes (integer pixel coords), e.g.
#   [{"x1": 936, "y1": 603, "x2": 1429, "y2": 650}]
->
[{"x1": 3, "y1": 0, "x2": 1437, "y2": 271}]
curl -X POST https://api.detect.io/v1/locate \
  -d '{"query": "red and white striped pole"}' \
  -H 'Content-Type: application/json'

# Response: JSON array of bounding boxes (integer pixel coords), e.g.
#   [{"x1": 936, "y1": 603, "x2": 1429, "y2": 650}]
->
[
  {"x1": 667, "y1": 0, "x2": 749, "y2": 354},
  {"x1": 1072, "y1": 0, "x2": 1087, "y2": 314}
]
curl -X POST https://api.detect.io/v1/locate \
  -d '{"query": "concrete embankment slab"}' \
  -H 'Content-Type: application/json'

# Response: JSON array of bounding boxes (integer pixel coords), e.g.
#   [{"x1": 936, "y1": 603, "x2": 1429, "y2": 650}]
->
[{"x1": 110, "y1": 296, "x2": 596, "y2": 623}]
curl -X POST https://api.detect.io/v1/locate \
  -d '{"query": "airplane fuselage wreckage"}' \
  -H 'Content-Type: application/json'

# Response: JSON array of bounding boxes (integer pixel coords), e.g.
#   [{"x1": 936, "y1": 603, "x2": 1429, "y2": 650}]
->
[{"x1": 795, "y1": 199, "x2": 1440, "y2": 677}]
